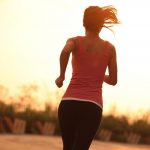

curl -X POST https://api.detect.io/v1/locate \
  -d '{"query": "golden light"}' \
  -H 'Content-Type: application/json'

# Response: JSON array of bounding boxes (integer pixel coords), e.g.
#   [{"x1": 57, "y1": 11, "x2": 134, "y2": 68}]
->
[{"x1": 0, "y1": 0, "x2": 150, "y2": 115}]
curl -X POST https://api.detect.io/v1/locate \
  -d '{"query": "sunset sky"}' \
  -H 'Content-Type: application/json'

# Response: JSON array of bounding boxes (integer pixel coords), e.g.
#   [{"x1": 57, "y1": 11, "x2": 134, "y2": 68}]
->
[{"x1": 0, "y1": 0, "x2": 150, "y2": 115}]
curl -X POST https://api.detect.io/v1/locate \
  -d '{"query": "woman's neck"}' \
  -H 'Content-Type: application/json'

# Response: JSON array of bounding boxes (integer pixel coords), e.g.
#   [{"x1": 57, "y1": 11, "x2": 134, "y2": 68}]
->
[{"x1": 85, "y1": 30, "x2": 99, "y2": 39}]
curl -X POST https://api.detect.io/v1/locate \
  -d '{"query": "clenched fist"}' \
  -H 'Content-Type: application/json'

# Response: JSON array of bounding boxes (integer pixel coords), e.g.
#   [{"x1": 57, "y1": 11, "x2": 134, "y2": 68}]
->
[{"x1": 55, "y1": 76, "x2": 65, "y2": 88}]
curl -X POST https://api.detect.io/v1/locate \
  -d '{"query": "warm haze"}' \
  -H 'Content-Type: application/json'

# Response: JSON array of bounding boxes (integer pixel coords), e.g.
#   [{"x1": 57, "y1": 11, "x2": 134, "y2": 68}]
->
[{"x1": 0, "y1": 0, "x2": 150, "y2": 115}]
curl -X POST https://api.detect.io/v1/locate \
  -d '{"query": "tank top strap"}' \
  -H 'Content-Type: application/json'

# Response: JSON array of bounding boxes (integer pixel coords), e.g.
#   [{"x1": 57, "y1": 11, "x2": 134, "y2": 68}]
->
[
  {"x1": 76, "y1": 36, "x2": 83, "y2": 47},
  {"x1": 72, "y1": 36, "x2": 84, "y2": 54},
  {"x1": 103, "y1": 40, "x2": 111, "y2": 51}
]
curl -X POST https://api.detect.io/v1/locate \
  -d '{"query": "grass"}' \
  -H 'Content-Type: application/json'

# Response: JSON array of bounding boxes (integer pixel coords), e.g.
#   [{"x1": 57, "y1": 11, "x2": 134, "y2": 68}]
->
[{"x1": 0, "y1": 84, "x2": 150, "y2": 144}]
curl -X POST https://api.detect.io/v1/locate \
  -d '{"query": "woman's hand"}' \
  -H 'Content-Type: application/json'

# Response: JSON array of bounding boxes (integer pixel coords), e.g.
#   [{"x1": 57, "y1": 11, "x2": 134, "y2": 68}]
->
[{"x1": 55, "y1": 76, "x2": 65, "y2": 88}]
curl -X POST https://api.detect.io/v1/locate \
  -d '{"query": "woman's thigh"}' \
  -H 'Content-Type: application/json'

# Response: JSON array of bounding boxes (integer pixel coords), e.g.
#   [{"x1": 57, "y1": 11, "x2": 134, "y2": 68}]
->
[
  {"x1": 58, "y1": 101, "x2": 78, "y2": 150},
  {"x1": 58, "y1": 100, "x2": 102, "y2": 150},
  {"x1": 72, "y1": 108, "x2": 102, "y2": 150}
]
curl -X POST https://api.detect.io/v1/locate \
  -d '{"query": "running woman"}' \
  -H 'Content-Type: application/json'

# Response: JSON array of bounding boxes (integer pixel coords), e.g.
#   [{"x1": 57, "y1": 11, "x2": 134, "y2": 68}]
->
[{"x1": 55, "y1": 5, "x2": 119, "y2": 150}]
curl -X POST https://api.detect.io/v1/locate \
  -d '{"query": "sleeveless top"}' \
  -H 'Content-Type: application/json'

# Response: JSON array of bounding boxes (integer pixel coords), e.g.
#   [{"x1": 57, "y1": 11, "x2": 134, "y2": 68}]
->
[{"x1": 62, "y1": 36, "x2": 113, "y2": 109}]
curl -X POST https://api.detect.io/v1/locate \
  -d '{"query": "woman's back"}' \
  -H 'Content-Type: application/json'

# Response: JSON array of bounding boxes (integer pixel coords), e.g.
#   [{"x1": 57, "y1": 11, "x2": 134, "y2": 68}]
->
[{"x1": 62, "y1": 36, "x2": 114, "y2": 107}]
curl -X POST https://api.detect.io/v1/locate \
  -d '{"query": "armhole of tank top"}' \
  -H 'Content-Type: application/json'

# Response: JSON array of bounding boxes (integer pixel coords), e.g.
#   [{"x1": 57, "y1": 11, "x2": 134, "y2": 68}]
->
[
  {"x1": 104, "y1": 40, "x2": 113, "y2": 63},
  {"x1": 104, "y1": 40, "x2": 109, "y2": 49},
  {"x1": 72, "y1": 36, "x2": 81, "y2": 54}
]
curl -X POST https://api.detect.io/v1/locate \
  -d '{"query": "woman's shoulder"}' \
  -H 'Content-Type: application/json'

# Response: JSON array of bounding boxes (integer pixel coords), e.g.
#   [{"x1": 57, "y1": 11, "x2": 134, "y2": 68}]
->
[
  {"x1": 66, "y1": 36, "x2": 84, "y2": 48},
  {"x1": 104, "y1": 40, "x2": 115, "y2": 51},
  {"x1": 67, "y1": 36, "x2": 84, "y2": 42},
  {"x1": 103, "y1": 40, "x2": 115, "y2": 49},
  {"x1": 103, "y1": 40, "x2": 116, "y2": 58}
]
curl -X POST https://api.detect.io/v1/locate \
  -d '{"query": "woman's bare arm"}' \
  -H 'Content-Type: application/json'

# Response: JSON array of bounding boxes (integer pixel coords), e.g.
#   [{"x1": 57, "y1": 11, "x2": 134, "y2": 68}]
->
[
  {"x1": 55, "y1": 39, "x2": 75, "y2": 88},
  {"x1": 104, "y1": 46, "x2": 117, "y2": 86}
]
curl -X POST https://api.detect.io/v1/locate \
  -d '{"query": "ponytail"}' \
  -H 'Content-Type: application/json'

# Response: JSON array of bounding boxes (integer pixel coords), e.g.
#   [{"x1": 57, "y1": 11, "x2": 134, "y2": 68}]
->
[
  {"x1": 102, "y1": 6, "x2": 120, "y2": 29},
  {"x1": 83, "y1": 5, "x2": 120, "y2": 33}
]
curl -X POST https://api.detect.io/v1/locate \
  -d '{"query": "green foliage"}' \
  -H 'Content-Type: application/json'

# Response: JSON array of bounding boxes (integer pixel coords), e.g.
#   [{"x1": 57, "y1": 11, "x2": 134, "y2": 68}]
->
[
  {"x1": 0, "y1": 101, "x2": 15, "y2": 119},
  {"x1": 0, "y1": 84, "x2": 150, "y2": 144},
  {"x1": 130, "y1": 119, "x2": 150, "y2": 137},
  {"x1": 101, "y1": 115, "x2": 129, "y2": 134}
]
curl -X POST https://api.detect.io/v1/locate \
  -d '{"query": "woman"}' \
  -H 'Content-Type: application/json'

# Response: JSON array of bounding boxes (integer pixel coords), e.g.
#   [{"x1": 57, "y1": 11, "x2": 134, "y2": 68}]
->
[{"x1": 55, "y1": 5, "x2": 119, "y2": 150}]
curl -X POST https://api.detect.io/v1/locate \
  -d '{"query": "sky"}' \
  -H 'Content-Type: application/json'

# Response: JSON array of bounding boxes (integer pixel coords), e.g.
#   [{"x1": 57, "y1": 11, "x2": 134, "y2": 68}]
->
[{"x1": 0, "y1": 0, "x2": 150, "y2": 115}]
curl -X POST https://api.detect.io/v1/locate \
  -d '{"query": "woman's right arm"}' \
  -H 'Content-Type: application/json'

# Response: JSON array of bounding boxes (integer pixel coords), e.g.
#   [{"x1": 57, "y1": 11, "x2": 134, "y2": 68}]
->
[
  {"x1": 55, "y1": 38, "x2": 75, "y2": 88},
  {"x1": 104, "y1": 46, "x2": 117, "y2": 86}
]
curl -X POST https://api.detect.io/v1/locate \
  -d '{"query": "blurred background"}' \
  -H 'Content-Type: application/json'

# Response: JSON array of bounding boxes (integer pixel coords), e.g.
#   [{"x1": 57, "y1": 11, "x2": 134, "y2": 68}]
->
[{"x1": 0, "y1": 0, "x2": 150, "y2": 145}]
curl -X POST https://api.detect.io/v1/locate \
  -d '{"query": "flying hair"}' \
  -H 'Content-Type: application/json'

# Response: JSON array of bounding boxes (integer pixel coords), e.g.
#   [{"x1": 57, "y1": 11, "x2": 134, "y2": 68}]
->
[{"x1": 83, "y1": 5, "x2": 120, "y2": 33}]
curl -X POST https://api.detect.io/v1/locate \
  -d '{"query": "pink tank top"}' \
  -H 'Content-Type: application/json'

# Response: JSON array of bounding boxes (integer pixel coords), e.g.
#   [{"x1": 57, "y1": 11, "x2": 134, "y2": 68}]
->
[{"x1": 62, "y1": 36, "x2": 112, "y2": 108}]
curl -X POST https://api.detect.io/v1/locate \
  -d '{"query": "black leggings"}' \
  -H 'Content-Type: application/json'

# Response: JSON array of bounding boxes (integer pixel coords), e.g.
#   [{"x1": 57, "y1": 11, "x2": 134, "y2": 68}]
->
[{"x1": 58, "y1": 100, "x2": 102, "y2": 150}]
